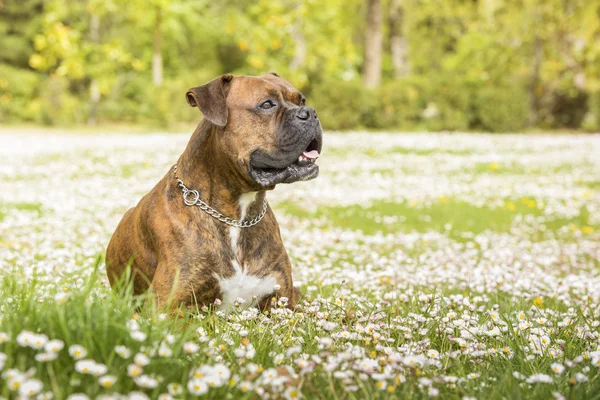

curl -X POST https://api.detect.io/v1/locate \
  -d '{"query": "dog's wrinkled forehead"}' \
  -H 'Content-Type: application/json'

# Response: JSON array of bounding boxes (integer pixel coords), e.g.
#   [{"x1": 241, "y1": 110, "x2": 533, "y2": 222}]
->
[{"x1": 227, "y1": 74, "x2": 301, "y2": 108}]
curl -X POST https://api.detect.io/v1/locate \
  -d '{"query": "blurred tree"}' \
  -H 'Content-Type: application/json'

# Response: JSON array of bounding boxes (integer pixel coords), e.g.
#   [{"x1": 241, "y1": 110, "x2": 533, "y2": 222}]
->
[
  {"x1": 127, "y1": 0, "x2": 178, "y2": 86},
  {"x1": 29, "y1": 0, "x2": 143, "y2": 124},
  {"x1": 389, "y1": 0, "x2": 409, "y2": 78},
  {"x1": 123, "y1": 0, "x2": 222, "y2": 79},
  {"x1": 1, "y1": 0, "x2": 599, "y2": 131},
  {"x1": 0, "y1": 0, "x2": 45, "y2": 67},
  {"x1": 152, "y1": 2, "x2": 165, "y2": 86},
  {"x1": 405, "y1": 0, "x2": 477, "y2": 74},
  {"x1": 364, "y1": 0, "x2": 383, "y2": 87},
  {"x1": 224, "y1": 0, "x2": 361, "y2": 88},
  {"x1": 441, "y1": 0, "x2": 600, "y2": 128}
]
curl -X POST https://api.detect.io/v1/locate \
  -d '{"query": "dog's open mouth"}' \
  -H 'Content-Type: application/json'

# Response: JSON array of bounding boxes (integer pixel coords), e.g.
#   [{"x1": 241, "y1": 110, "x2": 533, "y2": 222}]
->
[
  {"x1": 250, "y1": 138, "x2": 322, "y2": 187},
  {"x1": 298, "y1": 138, "x2": 320, "y2": 163}
]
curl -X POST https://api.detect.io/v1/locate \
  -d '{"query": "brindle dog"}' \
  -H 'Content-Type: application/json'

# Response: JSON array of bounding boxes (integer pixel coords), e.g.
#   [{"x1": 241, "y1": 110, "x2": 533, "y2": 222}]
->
[{"x1": 106, "y1": 73, "x2": 322, "y2": 312}]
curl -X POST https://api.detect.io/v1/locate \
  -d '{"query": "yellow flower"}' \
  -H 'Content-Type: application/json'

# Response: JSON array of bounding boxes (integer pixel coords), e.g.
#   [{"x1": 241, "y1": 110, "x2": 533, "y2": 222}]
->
[
  {"x1": 248, "y1": 56, "x2": 264, "y2": 69},
  {"x1": 270, "y1": 39, "x2": 281, "y2": 49},
  {"x1": 582, "y1": 226, "x2": 595, "y2": 234},
  {"x1": 488, "y1": 162, "x2": 499, "y2": 170},
  {"x1": 0, "y1": 93, "x2": 12, "y2": 105},
  {"x1": 131, "y1": 59, "x2": 145, "y2": 72},
  {"x1": 533, "y1": 297, "x2": 543, "y2": 307},
  {"x1": 521, "y1": 198, "x2": 536, "y2": 208},
  {"x1": 29, "y1": 54, "x2": 45, "y2": 70}
]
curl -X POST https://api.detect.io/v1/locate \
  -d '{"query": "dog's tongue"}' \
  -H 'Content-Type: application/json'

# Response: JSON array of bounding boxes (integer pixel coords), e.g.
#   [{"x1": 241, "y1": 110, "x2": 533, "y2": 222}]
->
[{"x1": 302, "y1": 150, "x2": 320, "y2": 160}]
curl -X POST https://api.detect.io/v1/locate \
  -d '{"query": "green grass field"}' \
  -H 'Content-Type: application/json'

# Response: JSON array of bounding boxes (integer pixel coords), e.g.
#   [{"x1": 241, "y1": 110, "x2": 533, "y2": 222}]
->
[{"x1": 0, "y1": 131, "x2": 599, "y2": 399}]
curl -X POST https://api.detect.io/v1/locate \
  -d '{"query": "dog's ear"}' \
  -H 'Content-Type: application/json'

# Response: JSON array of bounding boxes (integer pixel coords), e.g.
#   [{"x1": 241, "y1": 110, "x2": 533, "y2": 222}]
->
[{"x1": 186, "y1": 74, "x2": 233, "y2": 128}]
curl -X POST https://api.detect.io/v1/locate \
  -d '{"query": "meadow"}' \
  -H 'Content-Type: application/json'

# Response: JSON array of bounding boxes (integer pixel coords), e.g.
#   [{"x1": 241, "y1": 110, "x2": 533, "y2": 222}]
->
[{"x1": 0, "y1": 131, "x2": 599, "y2": 399}]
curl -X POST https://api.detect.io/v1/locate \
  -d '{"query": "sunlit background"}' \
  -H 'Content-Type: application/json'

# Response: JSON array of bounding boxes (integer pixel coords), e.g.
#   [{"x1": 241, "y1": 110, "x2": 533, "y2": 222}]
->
[
  {"x1": 1, "y1": 1, "x2": 600, "y2": 399},
  {"x1": 1, "y1": 0, "x2": 599, "y2": 132}
]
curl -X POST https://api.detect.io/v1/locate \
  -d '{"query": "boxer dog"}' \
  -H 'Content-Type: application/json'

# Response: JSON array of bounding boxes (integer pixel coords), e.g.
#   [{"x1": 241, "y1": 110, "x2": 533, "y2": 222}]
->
[{"x1": 106, "y1": 73, "x2": 322, "y2": 312}]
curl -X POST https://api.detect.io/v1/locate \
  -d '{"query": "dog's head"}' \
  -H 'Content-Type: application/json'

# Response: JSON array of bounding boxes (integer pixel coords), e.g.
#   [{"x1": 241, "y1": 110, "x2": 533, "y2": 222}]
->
[{"x1": 186, "y1": 73, "x2": 322, "y2": 189}]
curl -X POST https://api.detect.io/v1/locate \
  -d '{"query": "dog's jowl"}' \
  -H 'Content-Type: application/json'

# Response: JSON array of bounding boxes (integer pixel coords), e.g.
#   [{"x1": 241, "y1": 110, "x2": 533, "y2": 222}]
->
[{"x1": 105, "y1": 73, "x2": 323, "y2": 312}]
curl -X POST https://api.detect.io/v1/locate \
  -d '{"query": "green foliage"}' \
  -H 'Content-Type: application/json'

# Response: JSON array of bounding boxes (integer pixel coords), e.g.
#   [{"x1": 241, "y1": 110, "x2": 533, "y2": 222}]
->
[
  {"x1": 227, "y1": 0, "x2": 362, "y2": 88},
  {"x1": 368, "y1": 77, "x2": 425, "y2": 129},
  {"x1": 38, "y1": 76, "x2": 84, "y2": 126},
  {"x1": 420, "y1": 76, "x2": 473, "y2": 132},
  {"x1": 309, "y1": 79, "x2": 373, "y2": 130},
  {"x1": 581, "y1": 91, "x2": 600, "y2": 131},
  {"x1": 0, "y1": 65, "x2": 41, "y2": 122},
  {"x1": 97, "y1": 71, "x2": 215, "y2": 126},
  {"x1": 474, "y1": 83, "x2": 530, "y2": 133},
  {"x1": 1, "y1": 0, "x2": 600, "y2": 130},
  {"x1": 0, "y1": 0, "x2": 44, "y2": 66},
  {"x1": 309, "y1": 76, "x2": 530, "y2": 133}
]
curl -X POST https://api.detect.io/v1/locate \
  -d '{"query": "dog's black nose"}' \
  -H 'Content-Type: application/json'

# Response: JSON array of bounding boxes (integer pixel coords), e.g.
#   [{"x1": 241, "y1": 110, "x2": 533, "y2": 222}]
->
[
  {"x1": 297, "y1": 108, "x2": 310, "y2": 121},
  {"x1": 297, "y1": 107, "x2": 317, "y2": 121}
]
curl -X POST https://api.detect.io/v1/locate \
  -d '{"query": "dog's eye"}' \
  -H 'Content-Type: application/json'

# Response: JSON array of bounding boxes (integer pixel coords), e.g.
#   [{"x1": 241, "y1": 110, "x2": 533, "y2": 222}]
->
[
  {"x1": 260, "y1": 100, "x2": 276, "y2": 110},
  {"x1": 301, "y1": 98, "x2": 306, "y2": 106}
]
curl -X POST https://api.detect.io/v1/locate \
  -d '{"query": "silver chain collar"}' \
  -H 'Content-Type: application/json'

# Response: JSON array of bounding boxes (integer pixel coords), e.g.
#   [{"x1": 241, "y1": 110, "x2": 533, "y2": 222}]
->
[{"x1": 172, "y1": 164, "x2": 267, "y2": 228}]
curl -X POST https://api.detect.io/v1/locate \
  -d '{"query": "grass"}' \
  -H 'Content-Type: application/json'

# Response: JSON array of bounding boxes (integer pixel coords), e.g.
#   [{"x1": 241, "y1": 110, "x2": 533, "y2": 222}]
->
[
  {"x1": 278, "y1": 198, "x2": 598, "y2": 239},
  {"x1": 0, "y1": 131, "x2": 599, "y2": 399},
  {"x1": 0, "y1": 122, "x2": 198, "y2": 135},
  {"x1": 0, "y1": 202, "x2": 43, "y2": 223},
  {"x1": 1, "y1": 259, "x2": 598, "y2": 399}
]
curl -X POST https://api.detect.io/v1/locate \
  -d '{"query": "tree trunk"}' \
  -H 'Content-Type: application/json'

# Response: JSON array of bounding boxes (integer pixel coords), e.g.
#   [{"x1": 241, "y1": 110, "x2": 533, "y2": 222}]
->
[
  {"x1": 88, "y1": 13, "x2": 100, "y2": 125},
  {"x1": 152, "y1": 6, "x2": 163, "y2": 86},
  {"x1": 290, "y1": 21, "x2": 306, "y2": 71},
  {"x1": 289, "y1": 2, "x2": 306, "y2": 71},
  {"x1": 389, "y1": 0, "x2": 409, "y2": 79},
  {"x1": 529, "y1": 36, "x2": 542, "y2": 126},
  {"x1": 364, "y1": 0, "x2": 382, "y2": 88},
  {"x1": 481, "y1": 0, "x2": 496, "y2": 23}
]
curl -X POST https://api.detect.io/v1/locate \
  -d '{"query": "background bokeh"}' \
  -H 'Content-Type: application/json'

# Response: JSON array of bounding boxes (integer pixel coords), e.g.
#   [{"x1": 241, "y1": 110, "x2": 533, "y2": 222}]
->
[{"x1": 1, "y1": 0, "x2": 600, "y2": 132}]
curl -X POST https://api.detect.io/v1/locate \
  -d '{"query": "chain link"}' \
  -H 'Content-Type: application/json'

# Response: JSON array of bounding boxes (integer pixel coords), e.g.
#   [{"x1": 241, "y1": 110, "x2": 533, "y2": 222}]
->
[{"x1": 172, "y1": 164, "x2": 267, "y2": 228}]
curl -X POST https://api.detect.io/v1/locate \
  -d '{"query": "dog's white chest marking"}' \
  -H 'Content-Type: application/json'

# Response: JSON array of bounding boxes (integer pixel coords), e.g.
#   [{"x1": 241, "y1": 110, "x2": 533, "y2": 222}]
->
[
  {"x1": 217, "y1": 192, "x2": 276, "y2": 307},
  {"x1": 228, "y1": 192, "x2": 256, "y2": 259},
  {"x1": 217, "y1": 268, "x2": 277, "y2": 308}
]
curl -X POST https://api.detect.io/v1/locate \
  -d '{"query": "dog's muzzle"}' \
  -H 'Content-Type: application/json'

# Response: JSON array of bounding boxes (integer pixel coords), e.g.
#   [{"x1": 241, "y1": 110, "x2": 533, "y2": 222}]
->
[{"x1": 249, "y1": 106, "x2": 323, "y2": 187}]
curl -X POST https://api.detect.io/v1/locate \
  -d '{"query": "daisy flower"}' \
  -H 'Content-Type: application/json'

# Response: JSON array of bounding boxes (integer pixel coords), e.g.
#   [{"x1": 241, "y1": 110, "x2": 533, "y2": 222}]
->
[
  {"x1": 69, "y1": 345, "x2": 87, "y2": 360},
  {"x1": 115, "y1": 345, "x2": 132, "y2": 359},
  {"x1": 44, "y1": 339, "x2": 65, "y2": 353},
  {"x1": 99, "y1": 375, "x2": 117, "y2": 388},
  {"x1": 187, "y1": 378, "x2": 208, "y2": 396}
]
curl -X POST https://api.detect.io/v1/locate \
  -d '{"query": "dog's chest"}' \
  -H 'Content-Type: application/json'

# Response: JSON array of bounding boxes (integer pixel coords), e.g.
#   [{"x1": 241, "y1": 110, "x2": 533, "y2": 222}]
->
[{"x1": 215, "y1": 192, "x2": 276, "y2": 307}]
